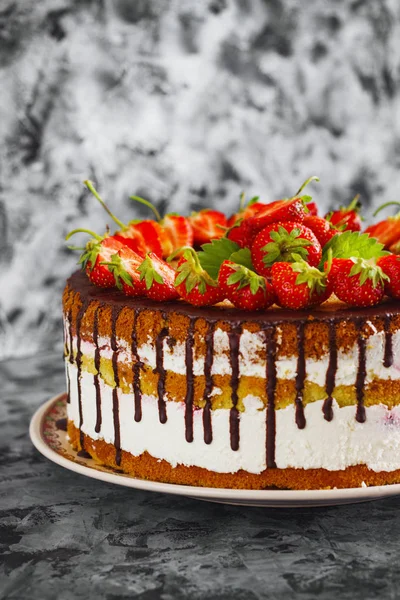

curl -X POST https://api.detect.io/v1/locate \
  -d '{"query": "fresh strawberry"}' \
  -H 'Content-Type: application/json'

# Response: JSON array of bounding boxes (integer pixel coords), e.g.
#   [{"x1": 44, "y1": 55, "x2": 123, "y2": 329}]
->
[
  {"x1": 271, "y1": 257, "x2": 331, "y2": 309},
  {"x1": 218, "y1": 260, "x2": 275, "y2": 310},
  {"x1": 328, "y1": 257, "x2": 388, "y2": 307},
  {"x1": 377, "y1": 254, "x2": 400, "y2": 298},
  {"x1": 103, "y1": 246, "x2": 146, "y2": 296},
  {"x1": 246, "y1": 176, "x2": 320, "y2": 237},
  {"x1": 66, "y1": 229, "x2": 126, "y2": 288},
  {"x1": 226, "y1": 218, "x2": 255, "y2": 248},
  {"x1": 137, "y1": 253, "x2": 179, "y2": 301},
  {"x1": 161, "y1": 214, "x2": 193, "y2": 252},
  {"x1": 365, "y1": 201, "x2": 400, "y2": 250},
  {"x1": 251, "y1": 222, "x2": 322, "y2": 277},
  {"x1": 303, "y1": 215, "x2": 339, "y2": 248},
  {"x1": 84, "y1": 181, "x2": 169, "y2": 258},
  {"x1": 306, "y1": 202, "x2": 318, "y2": 216},
  {"x1": 188, "y1": 210, "x2": 227, "y2": 246},
  {"x1": 227, "y1": 194, "x2": 266, "y2": 227},
  {"x1": 173, "y1": 248, "x2": 223, "y2": 306},
  {"x1": 326, "y1": 195, "x2": 362, "y2": 232}
]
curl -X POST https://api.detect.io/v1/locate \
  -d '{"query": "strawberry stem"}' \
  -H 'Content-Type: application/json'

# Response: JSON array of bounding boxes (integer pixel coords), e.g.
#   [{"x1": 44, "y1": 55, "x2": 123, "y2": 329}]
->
[
  {"x1": 65, "y1": 228, "x2": 103, "y2": 242},
  {"x1": 373, "y1": 201, "x2": 400, "y2": 218},
  {"x1": 239, "y1": 192, "x2": 246, "y2": 212},
  {"x1": 293, "y1": 175, "x2": 319, "y2": 198},
  {"x1": 84, "y1": 180, "x2": 127, "y2": 231},
  {"x1": 346, "y1": 194, "x2": 360, "y2": 212},
  {"x1": 130, "y1": 195, "x2": 162, "y2": 222}
]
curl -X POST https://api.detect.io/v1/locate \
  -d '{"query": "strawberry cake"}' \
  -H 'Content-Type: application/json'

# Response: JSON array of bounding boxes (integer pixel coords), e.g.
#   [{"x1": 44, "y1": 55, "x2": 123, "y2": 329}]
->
[{"x1": 63, "y1": 178, "x2": 400, "y2": 489}]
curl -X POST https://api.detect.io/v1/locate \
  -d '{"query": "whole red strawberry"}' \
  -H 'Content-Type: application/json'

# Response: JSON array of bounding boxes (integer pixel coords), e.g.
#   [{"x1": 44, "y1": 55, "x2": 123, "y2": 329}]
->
[
  {"x1": 218, "y1": 260, "x2": 275, "y2": 310},
  {"x1": 271, "y1": 257, "x2": 332, "y2": 309},
  {"x1": 251, "y1": 222, "x2": 322, "y2": 277},
  {"x1": 246, "y1": 175, "x2": 319, "y2": 238},
  {"x1": 306, "y1": 202, "x2": 318, "y2": 216},
  {"x1": 66, "y1": 229, "x2": 126, "y2": 288},
  {"x1": 326, "y1": 195, "x2": 362, "y2": 233},
  {"x1": 328, "y1": 257, "x2": 387, "y2": 307},
  {"x1": 226, "y1": 218, "x2": 255, "y2": 249},
  {"x1": 365, "y1": 201, "x2": 400, "y2": 250},
  {"x1": 174, "y1": 249, "x2": 223, "y2": 306},
  {"x1": 104, "y1": 246, "x2": 146, "y2": 296},
  {"x1": 137, "y1": 253, "x2": 179, "y2": 301},
  {"x1": 188, "y1": 210, "x2": 227, "y2": 246},
  {"x1": 377, "y1": 254, "x2": 400, "y2": 299},
  {"x1": 303, "y1": 215, "x2": 339, "y2": 248}
]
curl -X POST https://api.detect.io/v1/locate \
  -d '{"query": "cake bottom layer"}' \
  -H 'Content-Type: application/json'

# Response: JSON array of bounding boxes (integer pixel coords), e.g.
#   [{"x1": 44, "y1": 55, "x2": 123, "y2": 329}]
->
[{"x1": 68, "y1": 422, "x2": 400, "y2": 490}]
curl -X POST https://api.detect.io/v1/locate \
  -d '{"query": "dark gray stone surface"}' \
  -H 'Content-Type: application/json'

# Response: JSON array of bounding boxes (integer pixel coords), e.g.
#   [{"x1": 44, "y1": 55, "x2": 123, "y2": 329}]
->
[{"x1": 1, "y1": 352, "x2": 400, "y2": 599}]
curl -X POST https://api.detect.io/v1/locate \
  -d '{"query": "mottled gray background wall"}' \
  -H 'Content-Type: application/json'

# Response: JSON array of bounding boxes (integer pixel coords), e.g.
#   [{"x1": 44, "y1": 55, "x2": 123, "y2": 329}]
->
[{"x1": 1, "y1": 0, "x2": 400, "y2": 359}]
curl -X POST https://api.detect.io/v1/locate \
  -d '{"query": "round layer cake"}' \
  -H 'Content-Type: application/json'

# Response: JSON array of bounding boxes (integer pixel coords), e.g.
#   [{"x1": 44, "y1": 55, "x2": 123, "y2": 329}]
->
[{"x1": 63, "y1": 270, "x2": 400, "y2": 490}]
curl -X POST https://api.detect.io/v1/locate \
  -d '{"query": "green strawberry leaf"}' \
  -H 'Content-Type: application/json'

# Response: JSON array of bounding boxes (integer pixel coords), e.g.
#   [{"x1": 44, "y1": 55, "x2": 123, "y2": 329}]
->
[
  {"x1": 319, "y1": 231, "x2": 389, "y2": 269},
  {"x1": 198, "y1": 238, "x2": 240, "y2": 279},
  {"x1": 228, "y1": 248, "x2": 254, "y2": 270},
  {"x1": 247, "y1": 196, "x2": 260, "y2": 207}
]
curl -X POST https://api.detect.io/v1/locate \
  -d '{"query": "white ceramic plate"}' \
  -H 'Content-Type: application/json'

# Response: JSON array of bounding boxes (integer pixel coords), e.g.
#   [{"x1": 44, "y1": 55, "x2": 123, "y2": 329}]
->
[{"x1": 29, "y1": 393, "x2": 400, "y2": 507}]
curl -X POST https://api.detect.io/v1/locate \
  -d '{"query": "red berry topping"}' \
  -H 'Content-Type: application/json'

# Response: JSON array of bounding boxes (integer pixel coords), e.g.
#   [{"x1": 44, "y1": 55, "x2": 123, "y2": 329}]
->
[
  {"x1": 377, "y1": 254, "x2": 400, "y2": 299},
  {"x1": 271, "y1": 257, "x2": 331, "y2": 309},
  {"x1": 251, "y1": 222, "x2": 322, "y2": 277},
  {"x1": 162, "y1": 214, "x2": 193, "y2": 252},
  {"x1": 328, "y1": 257, "x2": 388, "y2": 307},
  {"x1": 188, "y1": 210, "x2": 227, "y2": 246},
  {"x1": 365, "y1": 201, "x2": 400, "y2": 250},
  {"x1": 226, "y1": 193, "x2": 266, "y2": 227},
  {"x1": 104, "y1": 246, "x2": 146, "y2": 296},
  {"x1": 218, "y1": 260, "x2": 275, "y2": 310},
  {"x1": 137, "y1": 253, "x2": 179, "y2": 301},
  {"x1": 326, "y1": 195, "x2": 362, "y2": 233},
  {"x1": 174, "y1": 249, "x2": 223, "y2": 306},
  {"x1": 303, "y1": 215, "x2": 339, "y2": 248}
]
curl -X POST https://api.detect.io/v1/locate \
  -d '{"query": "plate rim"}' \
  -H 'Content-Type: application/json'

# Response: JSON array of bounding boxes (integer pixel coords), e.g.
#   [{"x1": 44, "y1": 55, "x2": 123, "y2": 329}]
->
[{"x1": 29, "y1": 393, "x2": 400, "y2": 505}]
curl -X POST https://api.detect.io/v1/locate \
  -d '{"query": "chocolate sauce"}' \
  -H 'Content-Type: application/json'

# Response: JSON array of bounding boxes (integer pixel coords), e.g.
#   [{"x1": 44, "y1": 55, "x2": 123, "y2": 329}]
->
[
  {"x1": 111, "y1": 306, "x2": 121, "y2": 466},
  {"x1": 56, "y1": 418, "x2": 67, "y2": 432},
  {"x1": 155, "y1": 319, "x2": 169, "y2": 424},
  {"x1": 265, "y1": 325, "x2": 277, "y2": 469},
  {"x1": 67, "y1": 309, "x2": 73, "y2": 403},
  {"x1": 323, "y1": 321, "x2": 337, "y2": 422},
  {"x1": 131, "y1": 309, "x2": 144, "y2": 422},
  {"x1": 93, "y1": 306, "x2": 102, "y2": 434},
  {"x1": 77, "y1": 449, "x2": 92, "y2": 459},
  {"x1": 203, "y1": 322, "x2": 215, "y2": 445},
  {"x1": 295, "y1": 323, "x2": 306, "y2": 429},
  {"x1": 184, "y1": 318, "x2": 196, "y2": 443},
  {"x1": 384, "y1": 314, "x2": 394, "y2": 368},
  {"x1": 228, "y1": 326, "x2": 241, "y2": 451},
  {"x1": 75, "y1": 299, "x2": 89, "y2": 452},
  {"x1": 355, "y1": 320, "x2": 367, "y2": 423}
]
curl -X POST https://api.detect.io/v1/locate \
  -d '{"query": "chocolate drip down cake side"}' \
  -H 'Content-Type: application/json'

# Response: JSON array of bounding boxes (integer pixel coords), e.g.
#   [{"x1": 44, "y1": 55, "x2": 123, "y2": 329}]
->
[{"x1": 63, "y1": 179, "x2": 400, "y2": 490}]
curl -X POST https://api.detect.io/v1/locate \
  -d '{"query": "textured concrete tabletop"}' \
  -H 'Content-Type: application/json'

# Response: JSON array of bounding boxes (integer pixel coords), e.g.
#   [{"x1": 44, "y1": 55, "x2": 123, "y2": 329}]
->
[{"x1": 0, "y1": 353, "x2": 399, "y2": 600}]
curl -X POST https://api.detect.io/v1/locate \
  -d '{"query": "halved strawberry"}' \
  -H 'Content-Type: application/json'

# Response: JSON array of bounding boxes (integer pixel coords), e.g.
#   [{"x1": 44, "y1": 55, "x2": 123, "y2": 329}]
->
[
  {"x1": 218, "y1": 260, "x2": 275, "y2": 310},
  {"x1": 365, "y1": 201, "x2": 400, "y2": 250},
  {"x1": 303, "y1": 215, "x2": 339, "y2": 248},
  {"x1": 66, "y1": 228, "x2": 126, "y2": 288},
  {"x1": 246, "y1": 176, "x2": 320, "y2": 238},
  {"x1": 271, "y1": 256, "x2": 332, "y2": 309},
  {"x1": 137, "y1": 253, "x2": 179, "y2": 301},
  {"x1": 327, "y1": 257, "x2": 387, "y2": 307},
  {"x1": 377, "y1": 254, "x2": 400, "y2": 298},
  {"x1": 174, "y1": 248, "x2": 223, "y2": 306},
  {"x1": 227, "y1": 193, "x2": 266, "y2": 227},
  {"x1": 104, "y1": 246, "x2": 146, "y2": 296},
  {"x1": 84, "y1": 181, "x2": 167, "y2": 258},
  {"x1": 251, "y1": 222, "x2": 322, "y2": 277},
  {"x1": 162, "y1": 214, "x2": 193, "y2": 252},
  {"x1": 188, "y1": 210, "x2": 227, "y2": 246},
  {"x1": 325, "y1": 195, "x2": 362, "y2": 232}
]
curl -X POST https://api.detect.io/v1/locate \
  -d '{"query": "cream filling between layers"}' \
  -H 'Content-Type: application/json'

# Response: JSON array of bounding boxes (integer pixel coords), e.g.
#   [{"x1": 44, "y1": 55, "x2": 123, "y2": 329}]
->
[
  {"x1": 65, "y1": 324, "x2": 400, "y2": 386},
  {"x1": 67, "y1": 363, "x2": 400, "y2": 474}
]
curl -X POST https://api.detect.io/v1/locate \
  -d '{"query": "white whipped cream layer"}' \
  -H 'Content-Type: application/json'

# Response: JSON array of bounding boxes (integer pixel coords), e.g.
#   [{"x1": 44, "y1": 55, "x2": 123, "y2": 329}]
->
[
  {"x1": 65, "y1": 323, "x2": 400, "y2": 386},
  {"x1": 67, "y1": 363, "x2": 400, "y2": 474}
]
